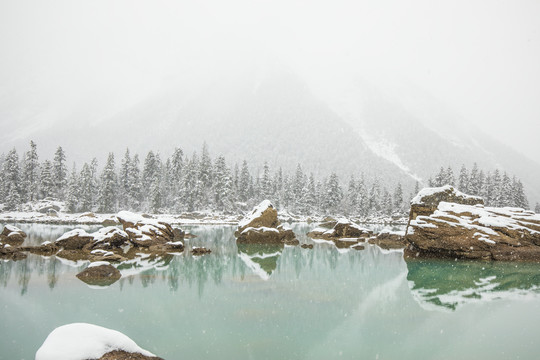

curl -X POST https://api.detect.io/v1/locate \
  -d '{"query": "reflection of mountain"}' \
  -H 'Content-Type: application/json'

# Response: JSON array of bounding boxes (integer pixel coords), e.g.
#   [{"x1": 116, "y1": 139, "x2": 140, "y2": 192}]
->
[
  {"x1": 407, "y1": 259, "x2": 540, "y2": 311},
  {"x1": 237, "y1": 244, "x2": 283, "y2": 280}
]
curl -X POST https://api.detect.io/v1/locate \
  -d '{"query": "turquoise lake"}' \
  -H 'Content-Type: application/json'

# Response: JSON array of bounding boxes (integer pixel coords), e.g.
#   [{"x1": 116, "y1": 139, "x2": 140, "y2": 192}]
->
[{"x1": 1, "y1": 223, "x2": 540, "y2": 360}]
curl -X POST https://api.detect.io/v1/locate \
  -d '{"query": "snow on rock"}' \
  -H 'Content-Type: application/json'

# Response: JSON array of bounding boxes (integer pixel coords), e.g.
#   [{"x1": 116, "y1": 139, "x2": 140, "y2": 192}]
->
[
  {"x1": 0, "y1": 224, "x2": 27, "y2": 246},
  {"x1": 406, "y1": 198, "x2": 540, "y2": 261},
  {"x1": 235, "y1": 200, "x2": 298, "y2": 245},
  {"x1": 307, "y1": 218, "x2": 372, "y2": 241},
  {"x1": 116, "y1": 211, "x2": 176, "y2": 247},
  {"x1": 35, "y1": 323, "x2": 160, "y2": 360}
]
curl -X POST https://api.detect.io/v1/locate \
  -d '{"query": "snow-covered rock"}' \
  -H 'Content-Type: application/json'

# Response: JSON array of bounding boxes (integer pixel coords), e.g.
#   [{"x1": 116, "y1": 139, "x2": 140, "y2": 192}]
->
[
  {"x1": 307, "y1": 218, "x2": 372, "y2": 240},
  {"x1": 35, "y1": 323, "x2": 161, "y2": 360},
  {"x1": 235, "y1": 200, "x2": 298, "y2": 244},
  {"x1": 117, "y1": 211, "x2": 176, "y2": 247},
  {"x1": 406, "y1": 200, "x2": 540, "y2": 261},
  {"x1": 0, "y1": 224, "x2": 27, "y2": 246}
]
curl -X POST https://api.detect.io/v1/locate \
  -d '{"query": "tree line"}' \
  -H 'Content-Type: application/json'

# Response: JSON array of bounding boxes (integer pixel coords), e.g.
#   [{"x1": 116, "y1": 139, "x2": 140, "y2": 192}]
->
[{"x1": 0, "y1": 142, "x2": 534, "y2": 216}]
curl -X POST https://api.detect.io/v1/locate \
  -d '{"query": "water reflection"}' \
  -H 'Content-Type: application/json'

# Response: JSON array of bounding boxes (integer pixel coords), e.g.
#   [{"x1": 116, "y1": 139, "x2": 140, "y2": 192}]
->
[
  {"x1": 407, "y1": 259, "x2": 540, "y2": 311},
  {"x1": 237, "y1": 244, "x2": 283, "y2": 280}
]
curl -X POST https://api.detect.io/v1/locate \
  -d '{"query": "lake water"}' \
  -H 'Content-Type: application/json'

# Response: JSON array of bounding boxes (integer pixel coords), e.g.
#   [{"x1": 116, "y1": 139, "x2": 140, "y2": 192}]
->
[{"x1": 1, "y1": 223, "x2": 540, "y2": 360}]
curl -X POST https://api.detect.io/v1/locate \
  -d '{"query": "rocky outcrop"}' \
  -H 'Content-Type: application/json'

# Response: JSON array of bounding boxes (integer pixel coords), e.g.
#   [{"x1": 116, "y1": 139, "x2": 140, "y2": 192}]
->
[
  {"x1": 76, "y1": 262, "x2": 122, "y2": 286},
  {"x1": 117, "y1": 211, "x2": 176, "y2": 247},
  {"x1": 99, "y1": 350, "x2": 163, "y2": 360},
  {"x1": 408, "y1": 185, "x2": 483, "y2": 223},
  {"x1": 236, "y1": 200, "x2": 299, "y2": 245},
  {"x1": 405, "y1": 186, "x2": 540, "y2": 261},
  {"x1": 192, "y1": 247, "x2": 212, "y2": 255},
  {"x1": 0, "y1": 243, "x2": 27, "y2": 261},
  {"x1": 0, "y1": 225, "x2": 27, "y2": 246}
]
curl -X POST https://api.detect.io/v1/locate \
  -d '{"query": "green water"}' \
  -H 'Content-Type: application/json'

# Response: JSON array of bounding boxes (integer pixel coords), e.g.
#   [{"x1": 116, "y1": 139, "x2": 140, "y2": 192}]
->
[{"x1": 1, "y1": 223, "x2": 540, "y2": 360}]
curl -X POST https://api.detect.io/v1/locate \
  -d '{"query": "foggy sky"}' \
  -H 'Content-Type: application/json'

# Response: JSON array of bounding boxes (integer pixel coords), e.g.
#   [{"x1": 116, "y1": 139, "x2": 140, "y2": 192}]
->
[{"x1": 1, "y1": 0, "x2": 539, "y2": 160}]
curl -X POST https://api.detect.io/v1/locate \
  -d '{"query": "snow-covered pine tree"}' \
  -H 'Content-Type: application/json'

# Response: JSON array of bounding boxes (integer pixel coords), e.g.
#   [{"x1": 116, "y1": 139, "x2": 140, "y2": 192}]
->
[
  {"x1": 2, "y1": 148, "x2": 21, "y2": 210},
  {"x1": 39, "y1": 160, "x2": 54, "y2": 199},
  {"x1": 53, "y1": 146, "x2": 67, "y2": 199},
  {"x1": 78, "y1": 163, "x2": 94, "y2": 212},
  {"x1": 325, "y1": 172, "x2": 343, "y2": 214},
  {"x1": 368, "y1": 177, "x2": 381, "y2": 214},
  {"x1": 304, "y1": 173, "x2": 317, "y2": 215},
  {"x1": 129, "y1": 154, "x2": 142, "y2": 210},
  {"x1": 356, "y1": 175, "x2": 369, "y2": 217},
  {"x1": 468, "y1": 163, "x2": 481, "y2": 196},
  {"x1": 491, "y1": 169, "x2": 502, "y2": 207},
  {"x1": 535, "y1": 203, "x2": 540, "y2": 214},
  {"x1": 444, "y1": 166, "x2": 455, "y2": 186},
  {"x1": 22, "y1": 141, "x2": 40, "y2": 202},
  {"x1": 98, "y1": 153, "x2": 117, "y2": 213},
  {"x1": 393, "y1": 182, "x2": 404, "y2": 213},
  {"x1": 213, "y1": 155, "x2": 234, "y2": 212},
  {"x1": 434, "y1": 167, "x2": 446, "y2": 186},
  {"x1": 346, "y1": 175, "x2": 357, "y2": 215},
  {"x1": 182, "y1": 153, "x2": 200, "y2": 211},
  {"x1": 66, "y1": 164, "x2": 79, "y2": 213},
  {"x1": 293, "y1": 164, "x2": 305, "y2": 212},
  {"x1": 238, "y1": 160, "x2": 251, "y2": 203},
  {"x1": 198, "y1": 143, "x2": 213, "y2": 208},
  {"x1": 382, "y1": 188, "x2": 393, "y2": 215},
  {"x1": 458, "y1": 165, "x2": 469, "y2": 193},
  {"x1": 119, "y1": 148, "x2": 132, "y2": 209},
  {"x1": 260, "y1": 162, "x2": 273, "y2": 200},
  {"x1": 499, "y1": 172, "x2": 513, "y2": 207},
  {"x1": 512, "y1": 178, "x2": 529, "y2": 209}
]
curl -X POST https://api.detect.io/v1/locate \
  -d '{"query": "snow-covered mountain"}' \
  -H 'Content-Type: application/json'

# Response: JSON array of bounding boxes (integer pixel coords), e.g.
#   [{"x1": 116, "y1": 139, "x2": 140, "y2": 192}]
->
[{"x1": 1, "y1": 66, "x2": 539, "y2": 203}]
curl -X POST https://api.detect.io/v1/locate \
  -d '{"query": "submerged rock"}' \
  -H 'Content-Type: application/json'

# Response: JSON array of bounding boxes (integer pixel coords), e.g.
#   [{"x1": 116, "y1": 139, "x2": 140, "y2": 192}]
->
[
  {"x1": 0, "y1": 243, "x2": 27, "y2": 261},
  {"x1": 192, "y1": 247, "x2": 211, "y2": 256},
  {"x1": 236, "y1": 200, "x2": 299, "y2": 245},
  {"x1": 76, "y1": 262, "x2": 122, "y2": 286},
  {"x1": 405, "y1": 186, "x2": 540, "y2": 261}
]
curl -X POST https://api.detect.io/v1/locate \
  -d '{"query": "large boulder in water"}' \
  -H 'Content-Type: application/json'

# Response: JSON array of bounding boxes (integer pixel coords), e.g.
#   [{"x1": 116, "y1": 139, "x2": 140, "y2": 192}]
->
[
  {"x1": 405, "y1": 187, "x2": 540, "y2": 261},
  {"x1": 307, "y1": 219, "x2": 372, "y2": 240},
  {"x1": 116, "y1": 211, "x2": 175, "y2": 247},
  {"x1": 235, "y1": 200, "x2": 298, "y2": 245},
  {"x1": 35, "y1": 323, "x2": 163, "y2": 360},
  {"x1": 0, "y1": 224, "x2": 27, "y2": 246},
  {"x1": 55, "y1": 229, "x2": 95, "y2": 250}
]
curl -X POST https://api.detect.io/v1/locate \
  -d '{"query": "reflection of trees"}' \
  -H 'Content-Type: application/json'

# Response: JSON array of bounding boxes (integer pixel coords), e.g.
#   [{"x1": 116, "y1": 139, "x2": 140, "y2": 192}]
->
[{"x1": 407, "y1": 259, "x2": 540, "y2": 310}]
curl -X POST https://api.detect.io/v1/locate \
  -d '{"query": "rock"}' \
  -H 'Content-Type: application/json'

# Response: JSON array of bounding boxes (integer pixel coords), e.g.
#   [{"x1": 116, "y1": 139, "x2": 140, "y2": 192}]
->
[
  {"x1": 307, "y1": 219, "x2": 372, "y2": 240},
  {"x1": 76, "y1": 262, "x2": 122, "y2": 286},
  {"x1": 101, "y1": 218, "x2": 118, "y2": 226},
  {"x1": 301, "y1": 244, "x2": 313, "y2": 249},
  {"x1": 172, "y1": 227, "x2": 185, "y2": 239},
  {"x1": 79, "y1": 212, "x2": 96, "y2": 218},
  {"x1": 1, "y1": 225, "x2": 27, "y2": 246},
  {"x1": 23, "y1": 241, "x2": 59, "y2": 256},
  {"x1": 351, "y1": 244, "x2": 365, "y2": 250},
  {"x1": 99, "y1": 350, "x2": 163, "y2": 360},
  {"x1": 148, "y1": 241, "x2": 184, "y2": 253},
  {"x1": 408, "y1": 185, "x2": 484, "y2": 223},
  {"x1": 0, "y1": 243, "x2": 27, "y2": 261},
  {"x1": 38, "y1": 203, "x2": 60, "y2": 214},
  {"x1": 333, "y1": 238, "x2": 360, "y2": 249},
  {"x1": 56, "y1": 249, "x2": 91, "y2": 262},
  {"x1": 368, "y1": 230, "x2": 406, "y2": 250},
  {"x1": 405, "y1": 194, "x2": 540, "y2": 261},
  {"x1": 89, "y1": 227, "x2": 130, "y2": 250},
  {"x1": 89, "y1": 250, "x2": 127, "y2": 263},
  {"x1": 235, "y1": 200, "x2": 298, "y2": 245},
  {"x1": 117, "y1": 211, "x2": 175, "y2": 247},
  {"x1": 55, "y1": 229, "x2": 95, "y2": 250},
  {"x1": 192, "y1": 247, "x2": 211, "y2": 255}
]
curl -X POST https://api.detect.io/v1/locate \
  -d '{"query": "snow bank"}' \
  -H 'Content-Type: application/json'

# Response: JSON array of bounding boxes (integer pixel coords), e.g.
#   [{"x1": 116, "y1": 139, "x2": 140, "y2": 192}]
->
[{"x1": 35, "y1": 323, "x2": 156, "y2": 360}]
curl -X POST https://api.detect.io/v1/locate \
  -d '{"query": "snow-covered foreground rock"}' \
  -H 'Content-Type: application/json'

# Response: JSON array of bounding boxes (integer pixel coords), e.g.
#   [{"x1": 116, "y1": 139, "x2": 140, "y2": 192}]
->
[
  {"x1": 405, "y1": 186, "x2": 540, "y2": 261},
  {"x1": 235, "y1": 200, "x2": 298, "y2": 245},
  {"x1": 35, "y1": 323, "x2": 162, "y2": 360}
]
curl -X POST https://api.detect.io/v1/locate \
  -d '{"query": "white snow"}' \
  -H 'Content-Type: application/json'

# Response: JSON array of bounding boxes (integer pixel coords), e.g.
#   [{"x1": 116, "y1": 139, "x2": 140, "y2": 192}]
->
[
  {"x1": 87, "y1": 261, "x2": 112, "y2": 268},
  {"x1": 411, "y1": 185, "x2": 483, "y2": 205},
  {"x1": 4, "y1": 224, "x2": 22, "y2": 233},
  {"x1": 35, "y1": 323, "x2": 155, "y2": 360},
  {"x1": 56, "y1": 229, "x2": 91, "y2": 242}
]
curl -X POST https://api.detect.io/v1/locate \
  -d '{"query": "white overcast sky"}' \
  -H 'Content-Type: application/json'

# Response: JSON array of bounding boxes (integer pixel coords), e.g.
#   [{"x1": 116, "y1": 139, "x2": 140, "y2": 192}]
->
[{"x1": 1, "y1": 0, "x2": 539, "y2": 158}]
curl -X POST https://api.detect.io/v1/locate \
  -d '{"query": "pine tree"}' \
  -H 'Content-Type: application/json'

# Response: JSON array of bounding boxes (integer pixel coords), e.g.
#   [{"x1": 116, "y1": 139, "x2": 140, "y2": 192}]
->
[
  {"x1": 129, "y1": 154, "x2": 142, "y2": 210},
  {"x1": 40, "y1": 160, "x2": 54, "y2": 199},
  {"x1": 66, "y1": 164, "x2": 79, "y2": 213},
  {"x1": 324, "y1": 172, "x2": 343, "y2": 214},
  {"x1": 499, "y1": 172, "x2": 513, "y2": 207},
  {"x1": 293, "y1": 164, "x2": 305, "y2": 212},
  {"x1": 182, "y1": 153, "x2": 201, "y2": 211},
  {"x1": 512, "y1": 178, "x2": 528, "y2": 209},
  {"x1": 368, "y1": 178, "x2": 381, "y2": 214},
  {"x1": 170, "y1": 147, "x2": 184, "y2": 208},
  {"x1": 458, "y1": 165, "x2": 469, "y2": 193},
  {"x1": 491, "y1": 169, "x2": 502, "y2": 207},
  {"x1": 79, "y1": 163, "x2": 94, "y2": 212},
  {"x1": 98, "y1": 153, "x2": 117, "y2": 213},
  {"x1": 535, "y1": 203, "x2": 540, "y2": 214},
  {"x1": 198, "y1": 143, "x2": 213, "y2": 207},
  {"x1": 304, "y1": 173, "x2": 317, "y2": 215},
  {"x1": 53, "y1": 146, "x2": 67, "y2": 198},
  {"x1": 213, "y1": 156, "x2": 233, "y2": 211},
  {"x1": 469, "y1": 163, "x2": 481, "y2": 196},
  {"x1": 346, "y1": 175, "x2": 357, "y2": 215},
  {"x1": 118, "y1": 148, "x2": 131, "y2": 209},
  {"x1": 444, "y1": 166, "x2": 455, "y2": 186},
  {"x1": 356, "y1": 175, "x2": 369, "y2": 217},
  {"x1": 238, "y1": 160, "x2": 251, "y2": 203},
  {"x1": 434, "y1": 167, "x2": 446, "y2": 186},
  {"x1": 22, "y1": 141, "x2": 40, "y2": 202},
  {"x1": 260, "y1": 162, "x2": 273, "y2": 200},
  {"x1": 382, "y1": 188, "x2": 393, "y2": 215},
  {"x1": 3, "y1": 148, "x2": 21, "y2": 210},
  {"x1": 393, "y1": 182, "x2": 404, "y2": 213}
]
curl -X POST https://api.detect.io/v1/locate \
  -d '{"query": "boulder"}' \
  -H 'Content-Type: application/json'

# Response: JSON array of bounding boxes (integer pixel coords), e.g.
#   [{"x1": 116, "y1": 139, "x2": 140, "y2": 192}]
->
[
  {"x1": 0, "y1": 243, "x2": 27, "y2": 261},
  {"x1": 307, "y1": 219, "x2": 372, "y2": 240},
  {"x1": 99, "y1": 350, "x2": 163, "y2": 360},
  {"x1": 192, "y1": 247, "x2": 212, "y2": 255},
  {"x1": 235, "y1": 200, "x2": 298, "y2": 245},
  {"x1": 405, "y1": 197, "x2": 540, "y2": 261},
  {"x1": 23, "y1": 241, "x2": 59, "y2": 256},
  {"x1": 117, "y1": 211, "x2": 175, "y2": 247},
  {"x1": 408, "y1": 185, "x2": 483, "y2": 222},
  {"x1": 1, "y1": 225, "x2": 27, "y2": 246},
  {"x1": 76, "y1": 262, "x2": 122, "y2": 286},
  {"x1": 55, "y1": 229, "x2": 95, "y2": 250}
]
